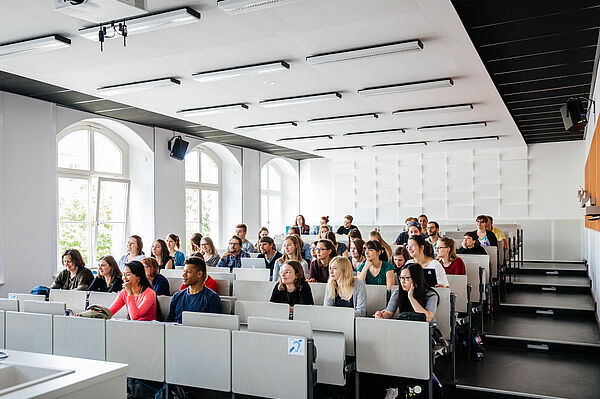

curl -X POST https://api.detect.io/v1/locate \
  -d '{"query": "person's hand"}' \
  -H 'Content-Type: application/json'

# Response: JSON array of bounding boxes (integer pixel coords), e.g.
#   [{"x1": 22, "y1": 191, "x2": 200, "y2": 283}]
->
[
  {"x1": 307, "y1": 278, "x2": 316, "y2": 283},
  {"x1": 374, "y1": 310, "x2": 384, "y2": 319},
  {"x1": 222, "y1": 250, "x2": 232, "y2": 258},
  {"x1": 407, "y1": 281, "x2": 415, "y2": 299},
  {"x1": 124, "y1": 281, "x2": 133, "y2": 295},
  {"x1": 461, "y1": 240, "x2": 468, "y2": 249}
]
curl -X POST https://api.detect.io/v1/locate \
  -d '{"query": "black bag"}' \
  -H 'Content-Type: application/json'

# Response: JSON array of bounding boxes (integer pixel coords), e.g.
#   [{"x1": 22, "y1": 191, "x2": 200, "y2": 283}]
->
[
  {"x1": 457, "y1": 326, "x2": 485, "y2": 361},
  {"x1": 398, "y1": 312, "x2": 426, "y2": 322}
]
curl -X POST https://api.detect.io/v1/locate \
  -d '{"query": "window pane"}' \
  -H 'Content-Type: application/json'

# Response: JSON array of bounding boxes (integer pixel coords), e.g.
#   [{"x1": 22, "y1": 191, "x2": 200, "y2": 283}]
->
[
  {"x1": 201, "y1": 190, "x2": 219, "y2": 247},
  {"x1": 269, "y1": 194, "x2": 282, "y2": 235},
  {"x1": 186, "y1": 188, "x2": 200, "y2": 222},
  {"x1": 268, "y1": 165, "x2": 281, "y2": 191},
  {"x1": 58, "y1": 130, "x2": 89, "y2": 170},
  {"x1": 261, "y1": 193, "x2": 268, "y2": 227},
  {"x1": 185, "y1": 151, "x2": 199, "y2": 183},
  {"x1": 261, "y1": 166, "x2": 268, "y2": 190},
  {"x1": 96, "y1": 222, "x2": 126, "y2": 261},
  {"x1": 94, "y1": 132, "x2": 122, "y2": 174},
  {"x1": 58, "y1": 177, "x2": 89, "y2": 222},
  {"x1": 58, "y1": 222, "x2": 90, "y2": 265},
  {"x1": 201, "y1": 152, "x2": 219, "y2": 184},
  {"x1": 97, "y1": 180, "x2": 128, "y2": 222},
  {"x1": 186, "y1": 223, "x2": 201, "y2": 254}
]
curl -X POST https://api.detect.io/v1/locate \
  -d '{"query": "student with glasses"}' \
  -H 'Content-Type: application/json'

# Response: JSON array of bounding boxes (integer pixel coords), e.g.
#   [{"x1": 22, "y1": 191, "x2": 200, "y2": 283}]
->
[
  {"x1": 474, "y1": 215, "x2": 498, "y2": 247},
  {"x1": 308, "y1": 239, "x2": 336, "y2": 283},
  {"x1": 436, "y1": 237, "x2": 465, "y2": 275},
  {"x1": 216, "y1": 235, "x2": 250, "y2": 270},
  {"x1": 199, "y1": 237, "x2": 220, "y2": 267}
]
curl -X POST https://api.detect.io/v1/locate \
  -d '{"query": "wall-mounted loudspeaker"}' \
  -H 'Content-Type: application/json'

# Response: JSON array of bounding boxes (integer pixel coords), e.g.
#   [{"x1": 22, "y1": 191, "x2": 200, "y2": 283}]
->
[
  {"x1": 168, "y1": 135, "x2": 189, "y2": 161},
  {"x1": 560, "y1": 98, "x2": 587, "y2": 132}
]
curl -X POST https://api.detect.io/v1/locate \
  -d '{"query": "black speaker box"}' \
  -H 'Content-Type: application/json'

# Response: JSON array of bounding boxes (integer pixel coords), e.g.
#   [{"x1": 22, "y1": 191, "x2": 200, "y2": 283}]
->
[
  {"x1": 560, "y1": 98, "x2": 587, "y2": 132},
  {"x1": 169, "y1": 136, "x2": 189, "y2": 160}
]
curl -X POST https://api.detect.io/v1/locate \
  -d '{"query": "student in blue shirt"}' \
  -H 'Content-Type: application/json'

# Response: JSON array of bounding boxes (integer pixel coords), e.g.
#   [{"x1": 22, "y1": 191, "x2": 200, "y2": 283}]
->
[
  {"x1": 217, "y1": 236, "x2": 250, "y2": 270},
  {"x1": 165, "y1": 256, "x2": 222, "y2": 323}
]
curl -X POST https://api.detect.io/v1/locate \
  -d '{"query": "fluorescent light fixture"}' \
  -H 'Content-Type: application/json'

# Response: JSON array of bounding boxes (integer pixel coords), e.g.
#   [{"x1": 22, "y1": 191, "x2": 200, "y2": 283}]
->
[
  {"x1": 260, "y1": 92, "x2": 341, "y2": 108},
  {"x1": 343, "y1": 128, "x2": 406, "y2": 137},
  {"x1": 217, "y1": 0, "x2": 304, "y2": 14},
  {"x1": 417, "y1": 121, "x2": 487, "y2": 131},
  {"x1": 192, "y1": 61, "x2": 290, "y2": 83},
  {"x1": 438, "y1": 135, "x2": 499, "y2": 144},
  {"x1": 392, "y1": 103, "x2": 473, "y2": 116},
  {"x1": 235, "y1": 121, "x2": 297, "y2": 131},
  {"x1": 373, "y1": 141, "x2": 427, "y2": 148},
  {"x1": 307, "y1": 39, "x2": 423, "y2": 65},
  {"x1": 97, "y1": 77, "x2": 180, "y2": 96},
  {"x1": 177, "y1": 103, "x2": 248, "y2": 116},
  {"x1": 358, "y1": 78, "x2": 454, "y2": 97},
  {"x1": 307, "y1": 113, "x2": 378, "y2": 125},
  {"x1": 314, "y1": 145, "x2": 364, "y2": 152},
  {"x1": 79, "y1": 8, "x2": 201, "y2": 41},
  {"x1": 278, "y1": 134, "x2": 333, "y2": 142},
  {"x1": 0, "y1": 35, "x2": 70, "y2": 57}
]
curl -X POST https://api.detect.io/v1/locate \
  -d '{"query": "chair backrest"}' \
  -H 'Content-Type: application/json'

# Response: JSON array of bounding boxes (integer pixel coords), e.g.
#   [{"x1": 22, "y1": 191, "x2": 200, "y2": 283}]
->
[
  {"x1": 49, "y1": 289, "x2": 88, "y2": 314},
  {"x1": 23, "y1": 300, "x2": 66, "y2": 315},
  {"x1": 483, "y1": 246, "x2": 498, "y2": 280},
  {"x1": 434, "y1": 288, "x2": 451, "y2": 340},
  {"x1": 300, "y1": 235, "x2": 319, "y2": 243},
  {"x1": 221, "y1": 298, "x2": 232, "y2": 315},
  {"x1": 160, "y1": 269, "x2": 182, "y2": 278},
  {"x1": 248, "y1": 316, "x2": 312, "y2": 338},
  {"x1": 234, "y1": 300, "x2": 289, "y2": 324},
  {"x1": 5, "y1": 311, "x2": 53, "y2": 354},
  {"x1": 157, "y1": 295, "x2": 172, "y2": 321},
  {"x1": 458, "y1": 224, "x2": 476, "y2": 231},
  {"x1": 233, "y1": 268, "x2": 270, "y2": 281},
  {"x1": 248, "y1": 252, "x2": 261, "y2": 258},
  {"x1": 0, "y1": 298, "x2": 19, "y2": 312},
  {"x1": 8, "y1": 293, "x2": 46, "y2": 311},
  {"x1": 308, "y1": 282, "x2": 327, "y2": 306},
  {"x1": 164, "y1": 276, "x2": 182, "y2": 295},
  {"x1": 460, "y1": 254, "x2": 490, "y2": 283},
  {"x1": 240, "y1": 258, "x2": 267, "y2": 269},
  {"x1": 447, "y1": 275, "x2": 468, "y2": 313},
  {"x1": 443, "y1": 231, "x2": 465, "y2": 241},
  {"x1": 364, "y1": 284, "x2": 388, "y2": 317},
  {"x1": 207, "y1": 266, "x2": 226, "y2": 275},
  {"x1": 214, "y1": 279, "x2": 231, "y2": 296},
  {"x1": 232, "y1": 280, "x2": 274, "y2": 302},
  {"x1": 294, "y1": 304, "x2": 355, "y2": 356},
  {"x1": 462, "y1": 259, "x2": 488, "y2": 303},
  {"x1": 88, "y1": 291, "x2": 128, "y2": 318},
  {"x1": 182, "y1": 311, "x2": 240, "y2": 331},
  {"x1": 53, "y1": 315, "x2": 106, "y2": 360}
]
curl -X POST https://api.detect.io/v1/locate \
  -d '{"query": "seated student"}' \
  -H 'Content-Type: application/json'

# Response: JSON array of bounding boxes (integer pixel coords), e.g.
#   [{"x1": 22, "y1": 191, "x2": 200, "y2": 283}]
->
[
  {"x1": 392, "y1": 245, "x2": 412, "y2": 284},
  {"x1": 292, "y1": 214, "x2": 311, "y2": 235},
  {"x1": 109, "y1": 261, "x2": 157, "y2": 321},
  {"x1": 474, "y1": 215, "x2": 498, "y2": 247},
  {"x1": 236, "y1": 224, "x2": 256, "y2": 253},
  {"x1": 426, "y1": 221, "x2": 441, "y2": 253},
  {"x1": 437, "y1": 237, "x2": 466, "y2": 275},
  {"x1": 318, "y1": 224, "x2": 331, "y2": 239},
  {"x1": 407, "y1": 235, "x2": 449, "y2": 287},
  {"x1": 257, "y1": 236, "x2": 283, "y2": 280},
  {"x1": 200, "y1": 236, "x2": 220, "y2": 267},
  {"x1": 311, "y1": 216, "x2": 331, "y2": 235},
  {"x1": 165, "y1": 256, "x2": 222, "y2": 323},
  {"x1": 288, "y1": 226, "x2": 312, "y2": 262},
  {"x1": 308, "y1": 239, "x2": 336, "y2": 283},
  {"x1": 141, "y1": 257, "x2": 170, "y2": 296},
  {"x1": 273, "y1": 235, "x2": 309, "y2": 281},
  {"x1": 118, "y1": 235, "x2": 145, "y2": 271},
  {"x1": 347, "y1": 229, "x2": 362, "y2": 250},
  {"x1": 257, "y1": 227, "x2": 269, "y2": 244},
  {"x1": 324, "y1": 256, "x2": 366, "y2": 316},
  {"x1": 393, "y1": 217, "x2": 417, "y2": 245},
  {"x1": 189, "y1": 232, "x2": 203, "y2": 253},
  {"x1": 270, "y1": 260, "x2": 314, "y2": 310},
  {"x1": 487, "y1": 215, "x2": 508, "y2": 249},
  {"x1": 336, "y1": 214, "x2": 358, "y2": 235},
  {"x1": 325, "y1": 231, "x2": 349, "y2": 257},
  {"x1": 217, "y1": 235, "x2": 250, "y2": 269},
  {"x1": 152, "y1": 239, "x2": 174, "y2": 270},
  {"x1": 166, "y1": 234, "x2": 185, "y2": 267},
  {"x1": 357, "y1": 240, "x2": 395, "y2": 290},
  {"x1": 375, "y1": 263, "x2": 439, "y2": 323},
  {"x1": 457, "y1": 231, "x2": 488, "y2": 255},
  {"x1": 88, "y1": 255, "x2": 123, "y2": 293},
  {"x1": 179, "y1": 252, "x2": 218, "y2": 292},
  {"x1": 418, "y1": 214, "x2": 429, "y2": 238},
  {"x1": 349, "y1": 238, "x2": 366, "y2": 270},
  {"x1": 51, "y1": 249, "x2": 94, "y2": 291},
  {"x1": 369, "y1": 230, "x2": 393, "y2": 260}
]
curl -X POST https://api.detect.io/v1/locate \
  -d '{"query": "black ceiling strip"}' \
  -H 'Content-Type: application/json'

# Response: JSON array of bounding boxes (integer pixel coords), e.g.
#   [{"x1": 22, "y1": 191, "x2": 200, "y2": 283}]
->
[{"x1": 496, "y1": 72, "x2": 592, "y2": 87}]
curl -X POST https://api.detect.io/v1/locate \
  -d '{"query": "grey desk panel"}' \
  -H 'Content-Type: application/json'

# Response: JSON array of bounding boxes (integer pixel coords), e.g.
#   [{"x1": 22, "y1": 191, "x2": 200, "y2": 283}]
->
[
  {"x1": 233, "y1": 268, "x2": 270, "y2": 281},
  {"x1": 241, "y1": 258, "x2": 267, "y2": 269},
  {"x1": 233, "y1": 280, "x2": 274, "y2": 302},
  {"x1": 8, "y1": 293, "x2": 45, "y2": 311},
  {"x1": 164, "y1": 277, "x2": 183, "y2": 295},
  {"x1": 53, "y1": 315, "x2": 105, "y2": 360},
  {"x1": 160, "y1": 269, "x2": 183, "y2": 278},
  {"x1": 157, "y1": 295, "x2": 172, "y2": 321},
  {"x1": 49, "y1": 289, "x2": 87, "y2": 314},
  {"x1": 215, "y1": 279, "x2": 231, "y2": 296},
  {"x1": 308, "y1": 282, "x2": 326, "y2": 306},
  {"x1": 294, "y1": 304, "x2": 355, "y2": 356},
  {"x1": 443, "y1": 231, "x2": 465, "y2": 241},
  {"x1": 165, "y1": 324, "x2": 231, "y2": 391},
  {"x1": 0, "y1": 299, "x2": 18, "y2": 312},
  {"x1": 88, "y1": 291, "x2": 128, "y2": 318},
  {"x1": 106, "y1": 319, "x2": 165, "y2": 381},
  {"x1": 356, "y1": 318, "x2": 430, "y2": 380},
  {"x1": 248, "y1": 317, "x2": 312, "y2": 338},
  {"x1": 221, "y1": 298, "x2": 232, "y2": 315},
  {"x1": 447, "y1": 275, "x2": 468, "y2": 313},
  {"x1": 23, "y1": 300, "x2": 66, "y2": 315},
  {"x1": 435, "y1": 288, "x2": 451, "y2": 340},
  {"x1": 365, "y1": 284, "x2": 388, "y2": 317},
  {"x1": 232, "y1": 330, "x2": 308, "y2": 399},
  {"x1": 483, "y1": 246, "x2": 498, "y2": 280},
  {"x1": 0, "y1": 311, "x2": 4, "y2": 349},
  {"x1": 5, "y1": 311, "x2": 53, "y2": 354},
  {"x1": 313, "y1": 330, "x2": 346, "y2": 386},
  {"x1": 234, "y1": 301, "x2": 289, "y2": 324},
  {"x1": 463, "y1": 261, "x2": 488, "y2": 303},
  {"x1": 182, "y1": 312, "x2": 239, "y2": 331}
]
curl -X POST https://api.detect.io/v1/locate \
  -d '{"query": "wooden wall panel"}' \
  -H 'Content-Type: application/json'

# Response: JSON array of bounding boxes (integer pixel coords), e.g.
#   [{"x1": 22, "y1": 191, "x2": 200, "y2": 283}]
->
[{"x1": 585, "y1": 116, "x2": 599, "y2": 232}]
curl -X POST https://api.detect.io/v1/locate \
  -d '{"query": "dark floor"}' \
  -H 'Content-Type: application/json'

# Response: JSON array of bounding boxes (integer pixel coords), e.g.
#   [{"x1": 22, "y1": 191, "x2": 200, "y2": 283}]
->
[
  {"x1": 501, "y1": 289, "x2": 595, "y2": 311},
  {"x1": 520, "y1": 262, "x2": 588, "y2": 272},
  {"x1": 512, "y1": 275, "x2": 591, "y2": 287}
]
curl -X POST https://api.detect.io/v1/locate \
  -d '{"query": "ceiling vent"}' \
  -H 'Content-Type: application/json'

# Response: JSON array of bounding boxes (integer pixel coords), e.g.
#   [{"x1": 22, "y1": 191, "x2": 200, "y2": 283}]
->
[{"x1": 53, "y1": 0, "x2": 148, "y2": 23}]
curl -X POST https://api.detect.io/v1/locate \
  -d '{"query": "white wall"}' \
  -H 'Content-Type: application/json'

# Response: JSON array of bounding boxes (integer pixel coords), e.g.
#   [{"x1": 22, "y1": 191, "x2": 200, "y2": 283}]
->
[
  {"x1": 242, "y1": 148, "x2": 261, "y2": 238},
  {"x1": 260, "y1": 154, "x2": 300, "y2": 235}
]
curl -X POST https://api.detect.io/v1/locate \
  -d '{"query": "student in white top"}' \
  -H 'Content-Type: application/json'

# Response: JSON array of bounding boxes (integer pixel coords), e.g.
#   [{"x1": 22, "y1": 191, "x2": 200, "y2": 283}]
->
[
  {"x1": 407, "y1": 235, "x2": 449, "y2": 287},
  {"x1": 118, "y1": 235, "x2": 145, "y2": 271}
]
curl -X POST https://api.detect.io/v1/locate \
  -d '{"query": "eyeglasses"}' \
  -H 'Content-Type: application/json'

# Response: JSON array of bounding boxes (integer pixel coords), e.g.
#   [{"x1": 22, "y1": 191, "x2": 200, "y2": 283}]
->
[
  {"x1": 437, "y1": 246, "x2": 449, "y2": 249},
  {"x1": 229, "y1": 242, "x2": 240, "y2": 246},
  {"x1": 315, "y1": 247, "x2": 327, "y2": 252},
  {"x1": 399, "y1": 276, "x2": 412, "y2": 282}
]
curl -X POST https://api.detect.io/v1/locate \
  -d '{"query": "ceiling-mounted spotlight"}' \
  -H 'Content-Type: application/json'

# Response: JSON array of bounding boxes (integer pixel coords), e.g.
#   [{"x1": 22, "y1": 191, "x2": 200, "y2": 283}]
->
[
  {"x1": 217, "y1": 0, "x2": 304, "y2": 14},
  {"x1": 0, "y1": 35, "x2": 71, "y2": 58},
  {"x1": 260, "y1": 92, "x2": 341, "y2": 108},
  {"x1": 307, "y1": 113, "x2": 378, "y2": 125},
  {"x1": 192, "y1": 61, "x2": 290, "y2": 83},
  {"x1": 306, "y1": 39, "x2": 423, "y2": 65},
  {"x1": 97, "y1": 77, "x2": 181, "y2": 95},
  {"x1": 278, "y1": 134, "x2": 333, "y2": 142},
  {"x1": 177, "y1": 103, "x2": 248, "y2": 116},
  {"x1": 417, "y1": 121, "x2": 487, "y2": 131},
  {"x1": 358, "y1": 78, "x2": 454, "y2": 97}
]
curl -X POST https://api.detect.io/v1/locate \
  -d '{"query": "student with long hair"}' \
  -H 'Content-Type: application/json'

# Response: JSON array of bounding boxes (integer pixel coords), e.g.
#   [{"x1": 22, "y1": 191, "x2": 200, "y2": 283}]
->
[
  {"x1": 51, "y1": 249, "x2": 94, "y2": 290},
  {"x1": 375, "y1": 263, "x2": 439, "y2": 323},
  {"x1": 109, "y1": 261, "x2": 157, "y2": 321},
  {"x1": 369, "y1": 230, "x2": 393, "y2": 260},
  {"x1": 324, "y1": 256, "x2": 366, "y2": 316},
  {"x1": 437, "y1": 237, "x2": 466, "y2": 275},
  {"x1": 318, "y1": 224, "x2": 331, "y2": 239},
  {"x1": 257, "y1": 227, "x2": 269, "y2": 244},
  {"x1": 152, "y1": 239, "x2": 174, "y2": 269},
  {"x1": 392, "y1": 245, "x2": 412, "y2": 284},
  {"x1": 141, "y1": 257, "x2": 170, "y2": 296},
  {"x1": 457, "y1": 231, "x2": 488, "y2": 255},
  {"x1": 312, "y1": 216, "x2": 331, "y2": 235},
  {"x1": 357, "y1": 240, "x2": 395, "y2": 290},
  {"x1": 270, "y1": 260, "x2": 314, "y2": 310},
  {"x1": 347, "y1": 229, "x2": 362, "y2": 251},
  {"x1": 88, "y1": 255, "x2": 123, "y2": 293},
  {"x1": 293, "y1": 215, "x2": 310, "y2": 235},
  {"x1": 273, "y1": 235, "x2": 309, "y2": 281},
  {"x1": 349, "y1": 238, "x2": 366, "y2": 270},
  {"x1": 118, "y1": 235, "x2": 145, "y2": 271},
  {"x1": 288, "y1": 226, "x2": 312, "y2": 262},
  {"x1": 167, "y1": 233, "x2": 185, "y2": 266},
  {"x1": 325, "y1": 231, "x2": 349, "y2": 257},
  {"x1": 190, "y1": 233, "x2": 203, "y2": 253},
  {"x1": 200, "y1": 237, "x2": 220, "y2": 267},
  {"x1": 308, "y1": 239, "x2": 336, "y2": 283},
  {"x1": 407, "y1": 235, "x2": 449, "y2": 287}
]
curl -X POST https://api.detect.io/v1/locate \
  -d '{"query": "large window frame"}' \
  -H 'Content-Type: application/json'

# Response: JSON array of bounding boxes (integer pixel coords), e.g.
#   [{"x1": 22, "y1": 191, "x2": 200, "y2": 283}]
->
[
  {"x1": 261, "y1": 162, "x2": 283, "y2": 235},
  {"x1": 185, "y1": 146, "x2": 222, "y2": 251},
  {"x1": 56, "y1": 123, "x2": 130, "y2": 269}
]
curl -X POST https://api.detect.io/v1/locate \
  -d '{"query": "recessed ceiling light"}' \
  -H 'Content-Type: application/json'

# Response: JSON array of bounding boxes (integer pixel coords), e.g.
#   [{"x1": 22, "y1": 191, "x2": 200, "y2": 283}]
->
[
  {"x1": 343, "y1": 128, "x2": 406, "y2": 137},
  {"x1": 314, "y1": 145, "x2": 364, "y2": 151},
  {"x1": 235, "y1": 121, "x2": 298, "y2": 131},
  {"x1": 417, "y1": 121, "x2": 487, "y2": 131},
  {"x1": 358, "y1": 78, "x2": 454, "y2": 96},
  {"x1": 97, "y1": 77, "x2": 181, "y2": 96},
  {"x1": 372, "y1": 141, "x2": 428, "y2": 148},
  {"x1": 217, "y1": 0, "x2": 304, "y2": 14},
  {"x1": 192, "y1": 61, "x2": 290, "y2": 83},
  {"x1": 278, "y1": 134, "x2": 333, "y2": 142},
  {"x1": 306, "y1": 39, "x2": 423, "y2": 65},
  {"x1": 177, "y1": 104, "x2": 248, "y2": 116},
  {"x1": 438, "y1": 135, "x2": 499, "y2": 143},
  {"x1": 307, "y1": 113, "x2": 378, "y2": 125},
  {"x1": 260, "y1": 92, "x2": 342, "y2": 108},
  {"x1": 392, "y1": 103, "x2": 473, "y2": 116},
  {"x1": 0, "y1": 35, "x2": 70, "y2": 58}
]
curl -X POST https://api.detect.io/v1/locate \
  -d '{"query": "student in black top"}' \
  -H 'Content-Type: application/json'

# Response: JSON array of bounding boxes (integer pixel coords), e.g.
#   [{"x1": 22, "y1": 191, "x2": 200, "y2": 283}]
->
[
  {"x1": 393, "y1": 219, "x2": 420, "y2": 245},
  {"x1": 475, "y1": 215, "x2": 498, "y2": 247},
  {"x1": 88, "y1": 255, "x2": 123, "y2": 293},
  {"x1": 457, "y1": 231, "x2": 488, "y2": 255},
  {"x1": 336, "y1": 214, "x2": 358, "y2": 235},
  {"x1": 270, "y1": 260, "x2": 314, "y2": 311},
  {"x1": 257, "y1": 236, "x2": 283, "y2": 280},
  {"x1": 152, "y1": 239, "x2": 174, "y2": 269}
]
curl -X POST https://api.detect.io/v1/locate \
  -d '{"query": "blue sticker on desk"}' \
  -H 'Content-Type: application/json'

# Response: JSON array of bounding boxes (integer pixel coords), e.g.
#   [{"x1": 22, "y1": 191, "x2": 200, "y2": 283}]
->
[{"x1": 288, "y1": 338, "x2": 305, "y2": 356}]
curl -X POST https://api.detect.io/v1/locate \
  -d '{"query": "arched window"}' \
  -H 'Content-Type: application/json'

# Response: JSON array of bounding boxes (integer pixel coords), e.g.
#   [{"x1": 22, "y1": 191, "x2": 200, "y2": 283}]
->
[
  {"x1": 185, "y1": 147, "x2": 221, "y2": 252},
  {"x1": 57, "y1": 123, "x2": 129, "y2": 267},
  {"x1": 261, "y1": 163, "x2": 282, "y2": 235}
]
